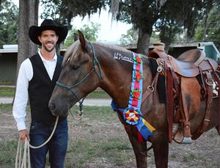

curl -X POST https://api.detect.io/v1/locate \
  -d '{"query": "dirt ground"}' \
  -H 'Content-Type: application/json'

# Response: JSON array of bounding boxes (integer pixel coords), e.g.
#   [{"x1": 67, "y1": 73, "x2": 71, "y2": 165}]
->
[{"x1": 1, "y1": 106, "x2": 220, "y2": 168}]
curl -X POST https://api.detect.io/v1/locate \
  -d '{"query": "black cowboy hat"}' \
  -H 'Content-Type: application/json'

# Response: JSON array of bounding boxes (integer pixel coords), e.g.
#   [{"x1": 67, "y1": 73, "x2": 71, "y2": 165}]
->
[{"x1": 29, "y1": 19, "x2": 68, "y2": 45}]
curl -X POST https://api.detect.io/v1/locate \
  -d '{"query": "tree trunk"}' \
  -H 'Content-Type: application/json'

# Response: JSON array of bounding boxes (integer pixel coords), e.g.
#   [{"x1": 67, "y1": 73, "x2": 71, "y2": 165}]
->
[
  {"x1": 17, "y1": 0, "x2": 38, "y2": 74},
  {"x1": 28, "y1": 0, "x2": 39, "y2": 56},
  {"x1": 136, "y1": 28, "x2": 151, "y2": 55}
]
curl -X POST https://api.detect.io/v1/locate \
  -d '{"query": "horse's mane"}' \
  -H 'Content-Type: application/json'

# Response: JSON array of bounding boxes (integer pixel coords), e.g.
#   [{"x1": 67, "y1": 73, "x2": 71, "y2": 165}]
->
[
  {"x1": 95, "y1": 42, "x2": 149, "y2": 60},
  {"x1": 63, "y1": 40, "x2": 134, "y2": 66}
]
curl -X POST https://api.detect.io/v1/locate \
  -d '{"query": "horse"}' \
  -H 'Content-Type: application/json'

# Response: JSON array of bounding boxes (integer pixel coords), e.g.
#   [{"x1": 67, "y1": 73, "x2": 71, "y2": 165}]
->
[{"x1": 49, "y1": 31, "x2": 220, "y2": 168}]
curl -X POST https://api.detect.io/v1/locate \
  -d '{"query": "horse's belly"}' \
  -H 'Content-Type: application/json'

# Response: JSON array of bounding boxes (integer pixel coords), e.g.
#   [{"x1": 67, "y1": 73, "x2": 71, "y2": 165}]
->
[{"x1": 181, "y1": 77, "x2": 201, "y2": 114}]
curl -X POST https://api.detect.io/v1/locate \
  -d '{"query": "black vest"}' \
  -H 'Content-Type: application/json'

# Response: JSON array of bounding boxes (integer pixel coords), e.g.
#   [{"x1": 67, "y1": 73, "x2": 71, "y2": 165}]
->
[{"x1": 29, "y1": 54, "x2": 64, "y2": 125}]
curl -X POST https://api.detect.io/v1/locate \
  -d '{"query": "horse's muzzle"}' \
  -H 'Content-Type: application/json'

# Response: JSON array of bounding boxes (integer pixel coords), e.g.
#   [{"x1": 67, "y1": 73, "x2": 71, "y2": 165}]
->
[{"x1": 49, "y1": 100, "x2": 68, "y2": 117}]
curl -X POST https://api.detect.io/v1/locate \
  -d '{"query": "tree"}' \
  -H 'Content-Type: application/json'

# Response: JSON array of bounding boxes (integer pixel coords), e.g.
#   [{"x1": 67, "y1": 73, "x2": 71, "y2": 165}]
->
[
  {"x1": 41, "y1": 0, "x2": 106, "y2": 29},
  {"x1": 27, "y1": 0, "x2": 220, "y2": 56},
  {"x1": 119, "y1": 27, "x2": 138, "y2": 46},
  {"x1": 0, "y1": 0, "x2": 7, "y2": 5},
  {"x1": 195, "y1": 5, "x2": 220, "y2": 49},
  {"x1": 0, "y1": 0, "x2": 18, "y2": 47},
  {"x1": 41, "y1": 0, "x2": 168, "y2": 55},
  {"x1": 64, "y1": 22, "x2": 100, "y2": 48},
  {"x1": 149, "y1": 0, "x2": 187, "y2": 49},
  {"x1": 115, "y1": 0, "x2": 169, "y2": 54},
  {"x1": 17, "y1": 0, "x2": 39, "y2": 72}
]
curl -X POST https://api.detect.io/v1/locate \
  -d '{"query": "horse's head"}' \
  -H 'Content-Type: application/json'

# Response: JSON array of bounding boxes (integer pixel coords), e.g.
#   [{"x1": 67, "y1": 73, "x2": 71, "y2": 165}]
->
[{"x1": 49, "y1": 31, "x2": 102, "y2": 117}]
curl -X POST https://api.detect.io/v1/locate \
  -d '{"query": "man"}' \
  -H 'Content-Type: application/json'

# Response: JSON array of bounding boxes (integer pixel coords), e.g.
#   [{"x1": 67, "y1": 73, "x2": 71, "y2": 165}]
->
[{"x1": 13, "y1": 19, "x2": 68, "y2": 168}]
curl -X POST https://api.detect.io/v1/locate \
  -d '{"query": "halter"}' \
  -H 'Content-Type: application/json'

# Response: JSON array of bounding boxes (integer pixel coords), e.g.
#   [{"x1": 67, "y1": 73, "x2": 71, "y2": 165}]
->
[{"x1": 56, "y1": 43, "x2": 102, "y2": 100}]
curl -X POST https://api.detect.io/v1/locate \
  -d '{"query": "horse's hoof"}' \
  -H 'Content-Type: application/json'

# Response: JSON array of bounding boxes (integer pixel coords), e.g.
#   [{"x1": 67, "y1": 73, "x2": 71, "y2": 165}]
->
[{"x1": 182, "y1": 137, "x2": 192, "y2": 144}]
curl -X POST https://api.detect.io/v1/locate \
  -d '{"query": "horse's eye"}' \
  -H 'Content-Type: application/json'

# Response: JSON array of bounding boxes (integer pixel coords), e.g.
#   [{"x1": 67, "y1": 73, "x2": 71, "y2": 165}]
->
[{"x1": 72, "y1": 64, "x2": 79, "y2": 70}]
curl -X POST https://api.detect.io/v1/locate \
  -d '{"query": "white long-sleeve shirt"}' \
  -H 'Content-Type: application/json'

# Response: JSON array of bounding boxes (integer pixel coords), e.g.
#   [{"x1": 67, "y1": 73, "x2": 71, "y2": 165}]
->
[{"x1": 12, "y1": 51, "x2": 58, "y2": 131}]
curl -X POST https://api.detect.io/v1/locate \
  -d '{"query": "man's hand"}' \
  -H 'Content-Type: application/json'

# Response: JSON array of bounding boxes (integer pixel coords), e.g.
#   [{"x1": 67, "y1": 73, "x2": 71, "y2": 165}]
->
[{"x1": 18, "y1": 129, "x2": 29, "y2": 142}]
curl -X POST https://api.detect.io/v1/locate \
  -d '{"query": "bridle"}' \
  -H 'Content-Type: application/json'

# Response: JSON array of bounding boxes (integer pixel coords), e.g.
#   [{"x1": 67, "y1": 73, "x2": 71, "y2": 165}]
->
[{"x1": 56, "y1": 43, "x2": 102, "y2": 101}]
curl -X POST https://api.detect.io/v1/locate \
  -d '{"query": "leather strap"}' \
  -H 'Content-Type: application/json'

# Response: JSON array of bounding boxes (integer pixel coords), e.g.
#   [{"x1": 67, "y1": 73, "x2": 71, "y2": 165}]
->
[
  {"x1": 166, "y1": 68, "x2": 175, "y2": 142},
  {"x1": 200, "y1": 71, "x2": 213, "y2": 133},
  {"x1": 193, "y1": 70, "x2": 215, "y2": 139},
  {"x1": 142, "y1": 72, "x2": 159, "y2": 103},
  {"x1": 180, "y1": 77, "x2": 192, "y2": 138}
]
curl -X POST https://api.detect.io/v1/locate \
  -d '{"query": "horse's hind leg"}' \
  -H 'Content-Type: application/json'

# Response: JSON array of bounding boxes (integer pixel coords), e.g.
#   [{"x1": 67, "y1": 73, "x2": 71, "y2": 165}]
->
[{"x1": 152, "y1": 133, "x2": 169, "y2": 168}]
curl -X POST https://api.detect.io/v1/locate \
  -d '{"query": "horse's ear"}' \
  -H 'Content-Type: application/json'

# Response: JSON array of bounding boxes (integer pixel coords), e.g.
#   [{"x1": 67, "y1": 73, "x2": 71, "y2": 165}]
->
[{"x1": 78, "y1": 30, "x2": 87, "y2": 51}]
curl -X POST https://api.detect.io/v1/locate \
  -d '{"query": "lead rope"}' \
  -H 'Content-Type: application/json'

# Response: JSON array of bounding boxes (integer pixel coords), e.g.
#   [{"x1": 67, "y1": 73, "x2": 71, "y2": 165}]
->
[{"x1": 15, "y1": 116, "x2": 59, "y2": 168}]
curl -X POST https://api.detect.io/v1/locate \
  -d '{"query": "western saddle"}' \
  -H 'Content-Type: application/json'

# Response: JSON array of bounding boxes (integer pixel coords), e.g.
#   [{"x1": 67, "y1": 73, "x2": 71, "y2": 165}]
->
[{"x1": 148, "y1": 48, "x2": 220, "y2": 144}]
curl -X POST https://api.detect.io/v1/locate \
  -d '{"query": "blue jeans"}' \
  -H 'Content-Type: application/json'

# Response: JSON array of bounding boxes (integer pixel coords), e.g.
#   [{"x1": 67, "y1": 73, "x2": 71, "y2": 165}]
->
[{"x1": 29, "y1": 119, "x2": 68, "y2": 168}]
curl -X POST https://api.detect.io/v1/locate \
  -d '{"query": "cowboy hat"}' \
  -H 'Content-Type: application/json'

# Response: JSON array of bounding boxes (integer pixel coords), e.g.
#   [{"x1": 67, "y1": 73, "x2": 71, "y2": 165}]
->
[{"x1": 29, "y1": 19, "x2": 68, "y2": 45}]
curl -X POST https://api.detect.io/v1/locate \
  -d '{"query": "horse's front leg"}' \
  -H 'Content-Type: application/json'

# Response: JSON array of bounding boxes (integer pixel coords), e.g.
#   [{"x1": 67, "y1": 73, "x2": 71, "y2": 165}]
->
[
  {"x1": 124, "y1": 125, "x2": 148, "y2": 168},
  {"x1": 151, "y1": 132, "x2": 169, "y2": 168}
]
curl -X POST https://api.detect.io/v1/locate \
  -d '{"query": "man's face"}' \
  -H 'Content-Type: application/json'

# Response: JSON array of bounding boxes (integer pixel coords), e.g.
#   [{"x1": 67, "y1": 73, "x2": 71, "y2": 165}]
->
[{"x1": 38, "y1": 30, "x2": 59, "y2": 52}]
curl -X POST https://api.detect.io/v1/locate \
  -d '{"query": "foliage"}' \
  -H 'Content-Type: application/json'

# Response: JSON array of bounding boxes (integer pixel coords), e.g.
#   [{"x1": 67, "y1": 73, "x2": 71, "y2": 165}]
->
[
  {"x1": 41, "y1": 0, "x2": 107, "y2": 28},
  {"x1": 0, "y1": 0, "x2": 18, "y2": 48},
  {"x1": 119, "y1": 27, "x2": 138, "y2": 46},
  {"x1": 40, "y1": 0, "x2": 168, "y2": 54},
  {"x1": 115, "y1": 0, "x2": 219, "y2": 51},
  {"x1": 1, "y1": 0, "x2": 220, "y2": 55},
  {"x1": 194, "y1": 5, "x2": 220, "y2": 49},
  {"x1": 64, "y1": 22, "x2": 100, "y2": 48},
  {"x1": 152, "y1": 0, "x2": 219, "y2": 45}
]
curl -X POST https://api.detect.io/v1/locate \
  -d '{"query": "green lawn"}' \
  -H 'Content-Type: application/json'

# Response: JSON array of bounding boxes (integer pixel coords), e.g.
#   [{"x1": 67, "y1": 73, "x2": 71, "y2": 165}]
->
[
  {"x1": 0, "y1": 86, "x2": 110, "y2": 99},
  {"x1": 0, "y1": 87, "x2": 15, "y2": 97},
  {"x1": 0, "y1": 105, "x2": 134, "y2": 168}
]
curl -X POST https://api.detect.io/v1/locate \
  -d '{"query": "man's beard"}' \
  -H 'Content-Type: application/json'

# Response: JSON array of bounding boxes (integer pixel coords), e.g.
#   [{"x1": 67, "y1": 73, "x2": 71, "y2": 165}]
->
[{"x1": 43, "y1": 42, "x2": 55, "y2": 52}]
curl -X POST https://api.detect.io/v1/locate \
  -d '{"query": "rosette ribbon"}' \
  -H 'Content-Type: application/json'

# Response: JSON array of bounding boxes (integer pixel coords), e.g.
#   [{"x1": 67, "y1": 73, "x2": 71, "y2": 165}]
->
[{"x1": 112, "y1": 53, "x2": 155, "y2": 141}]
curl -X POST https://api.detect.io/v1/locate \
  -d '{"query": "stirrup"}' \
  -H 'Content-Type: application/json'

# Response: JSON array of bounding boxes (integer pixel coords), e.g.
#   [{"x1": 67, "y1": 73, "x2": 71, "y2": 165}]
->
[{"x1": 182, "y1": 137, "x2": 192, "y2": 144}]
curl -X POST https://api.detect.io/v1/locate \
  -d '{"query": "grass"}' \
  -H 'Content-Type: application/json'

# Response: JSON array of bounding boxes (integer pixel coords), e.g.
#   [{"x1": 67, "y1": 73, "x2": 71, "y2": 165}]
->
[
  {"x1": 0, "y1": 86, "x2": 110, "y2": 99},
  {"x1": 86, "y1": 88, "x2": 111, "y2": 99},
  {"x1": 0, "y1": 104, "x2": 12, "y2": 112},
  {"x1": 66, "y1": 106, "x2": 133, "y2": 167},
  {"x1": 1, "y1": 104, "x2": 220, "y2": 167},
  {"x1": 69, "y1": 106, "x2": 115, "y2": 120},
  {"x1": 0, "y1": 105, "x2": 134, "y2": 168},
  {"x1": 0, "y1": 87, "x2": 15, "y2": 97},
  {"x1": 0, "y1": 140, "x2": 17, "y2": 167},
  {"x1": 67, "y1": 138, "x2": 132, "y2": 167}
]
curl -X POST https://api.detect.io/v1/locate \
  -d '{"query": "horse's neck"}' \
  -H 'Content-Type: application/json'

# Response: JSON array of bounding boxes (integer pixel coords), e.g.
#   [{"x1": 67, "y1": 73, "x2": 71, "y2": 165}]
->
[{"x1": 97, "y1": 52, "x2": 132, "y2": 107}]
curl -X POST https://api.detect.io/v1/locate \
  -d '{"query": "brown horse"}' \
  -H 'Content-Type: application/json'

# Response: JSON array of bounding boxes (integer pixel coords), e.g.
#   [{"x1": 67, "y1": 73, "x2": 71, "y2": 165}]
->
[{"x1": 49, "y1": 31, "x2": 220, "y2": 168}]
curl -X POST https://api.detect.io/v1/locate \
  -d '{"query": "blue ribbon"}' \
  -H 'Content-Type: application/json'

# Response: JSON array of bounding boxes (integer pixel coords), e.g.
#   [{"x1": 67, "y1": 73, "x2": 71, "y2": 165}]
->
[{"x1": 111, "y1": 53, "x2": 155, "y2": 141}]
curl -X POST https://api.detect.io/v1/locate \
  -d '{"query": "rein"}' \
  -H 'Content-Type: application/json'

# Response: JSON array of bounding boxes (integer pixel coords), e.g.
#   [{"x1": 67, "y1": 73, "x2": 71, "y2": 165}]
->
[
  {"x1": 15, "y1": 117, "x2": 59, "y2": 168},
  {"x1": 56, "y1": 43, "x2": 102, "y2": 100}
]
